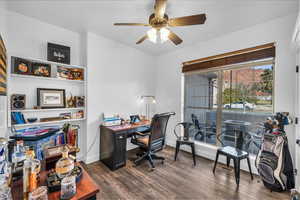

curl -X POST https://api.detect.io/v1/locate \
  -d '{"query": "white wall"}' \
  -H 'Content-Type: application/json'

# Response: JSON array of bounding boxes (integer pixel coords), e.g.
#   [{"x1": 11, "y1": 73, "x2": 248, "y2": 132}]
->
[
  {"x1": 7, "y1": 11, "x2": 83, "y2": 66},
  {"x1": 0, "y1": 2, "x2": 8, "y2": 137},
  {"x1": 155, "y1": 14, "x2": 298, "y2": 170},
  {"x1": 85, "y1": 32, "x2": 155, "y2": 163},
  {"x1": 0, "y1": 2, "x2": 7, "y2": 42}
]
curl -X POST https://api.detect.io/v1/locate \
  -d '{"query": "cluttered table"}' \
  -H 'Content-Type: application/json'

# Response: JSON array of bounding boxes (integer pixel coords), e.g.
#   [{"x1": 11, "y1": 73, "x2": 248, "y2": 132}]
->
[{"x1": 12, "y1": 162, "x2": 100, "y2": 200}]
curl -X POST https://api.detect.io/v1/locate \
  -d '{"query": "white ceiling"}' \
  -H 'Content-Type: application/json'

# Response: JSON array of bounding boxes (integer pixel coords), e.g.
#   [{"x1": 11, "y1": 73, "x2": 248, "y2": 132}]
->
[{"x1": 6, "y1": 0, "x2": 299, "y2": 55}]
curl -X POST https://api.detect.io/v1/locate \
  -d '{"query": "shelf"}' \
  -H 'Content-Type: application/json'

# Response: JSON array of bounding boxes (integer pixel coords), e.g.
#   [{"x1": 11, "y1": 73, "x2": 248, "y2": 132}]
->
[
  {"x1": 11, "y1": 55, "x2": 85, "y2": 69},
  {"x1": 10, "y1": 74, "x2": 85, "y2": 84},
  {"x1": 11, "y1": 107, "x2": 85, "y2": 113},
  {"x1": 11, "y1": 118, "x2": 86, "y2": 128}
]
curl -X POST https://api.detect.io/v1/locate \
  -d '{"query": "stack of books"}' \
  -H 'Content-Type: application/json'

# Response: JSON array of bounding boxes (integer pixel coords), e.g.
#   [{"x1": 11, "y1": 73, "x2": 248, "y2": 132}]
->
[{"x1": 103, "y1": 116, "x2": 121, "y2": 126}]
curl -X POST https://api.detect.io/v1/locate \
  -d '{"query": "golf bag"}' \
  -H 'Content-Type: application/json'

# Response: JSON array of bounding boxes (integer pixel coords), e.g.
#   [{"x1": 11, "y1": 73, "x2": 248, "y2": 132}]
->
[{"x1": 255, "y1": 113, "x2": 295, "y2": 192}]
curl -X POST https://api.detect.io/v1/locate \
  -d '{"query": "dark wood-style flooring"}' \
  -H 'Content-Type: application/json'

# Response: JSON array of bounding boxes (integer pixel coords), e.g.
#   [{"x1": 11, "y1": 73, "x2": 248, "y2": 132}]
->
[{"x1": 84, "y1": 146, "x2": 289, "y2": 200}]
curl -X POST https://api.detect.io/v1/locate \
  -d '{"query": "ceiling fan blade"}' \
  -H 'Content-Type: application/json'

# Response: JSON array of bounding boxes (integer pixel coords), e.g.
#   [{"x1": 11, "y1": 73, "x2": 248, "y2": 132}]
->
[
  {"x1": 168, "y1": 31, "x2": 183, "y2": 45},
  {"x1": 114, "y1": 23, "x2": 150, "y2": 26},
  {"x1": 154, "y1": 0, "x2": 167, "y2": 18},
  {"x1": 136, "y1": 35, "x2": 148, "y2": 44},
  {"x1": 168, "y1": 14, "x2": 206, "y2": 26}
]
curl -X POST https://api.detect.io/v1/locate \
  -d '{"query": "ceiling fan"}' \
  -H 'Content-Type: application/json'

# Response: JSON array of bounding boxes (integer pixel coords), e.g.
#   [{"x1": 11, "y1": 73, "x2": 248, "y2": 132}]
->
[{"x1": 114, "y1": 0, "x2": 206, "y2": 45}]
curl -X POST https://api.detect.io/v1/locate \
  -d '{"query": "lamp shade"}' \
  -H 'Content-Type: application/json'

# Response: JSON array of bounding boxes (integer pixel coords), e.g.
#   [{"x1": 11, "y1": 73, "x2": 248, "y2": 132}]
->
[{"x1": 140, "y1": 96, "x2": 156, "y2": 104}]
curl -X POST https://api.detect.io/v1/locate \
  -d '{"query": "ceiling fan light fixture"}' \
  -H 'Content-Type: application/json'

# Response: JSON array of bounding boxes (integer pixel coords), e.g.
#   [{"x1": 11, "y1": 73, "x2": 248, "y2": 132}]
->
[
  {"x1": 147, "y1": 28, "x2": 157, "y2": 43},
  {"x1": 160, "y1": 27, "x2": 170, "y2": 43},
  {"x1": 114, "y1": 0, "x2": 206, "y2": 45}
]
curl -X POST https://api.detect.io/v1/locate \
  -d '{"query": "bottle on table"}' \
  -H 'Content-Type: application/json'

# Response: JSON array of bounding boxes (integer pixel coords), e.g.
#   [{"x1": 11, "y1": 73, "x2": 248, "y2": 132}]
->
[
  {"x1": 12, "y1": 140, "x2": 26, "y2": 164},
  {"x1": 55, "y1": 146, "x2": 74, "y2": 179},
  {"x1": 23, "y1": 148, "x2": 41, "y2": 200}
]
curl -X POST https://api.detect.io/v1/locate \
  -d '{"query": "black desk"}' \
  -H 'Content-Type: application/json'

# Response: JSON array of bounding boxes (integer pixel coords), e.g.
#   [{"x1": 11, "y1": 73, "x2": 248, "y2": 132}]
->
[{"x1": 100, "y1": 121, "x2": 151, "y2": 170}]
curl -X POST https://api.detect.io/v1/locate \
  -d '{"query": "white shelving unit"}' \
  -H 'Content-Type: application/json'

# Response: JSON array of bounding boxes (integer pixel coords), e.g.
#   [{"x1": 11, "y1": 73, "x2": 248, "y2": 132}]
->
[
  {"x1": 11, "y1": 107, "x2": 85, "y2": 113},
  {"x1": 12, "y1": 118, "x2": 86, "y2": 128},
  {"x1": 8, "y1": 55, "x2": 87, "y2": 160},
  {"x1": 10, "y1": 74, "x2": 85, "y2": 84},
  {"x1": 10, "y1": 56, "x2": 85, "y2": 69}
]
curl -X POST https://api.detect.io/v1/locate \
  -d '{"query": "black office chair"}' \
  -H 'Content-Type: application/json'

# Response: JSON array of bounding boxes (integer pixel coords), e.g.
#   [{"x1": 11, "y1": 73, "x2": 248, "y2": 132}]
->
[
  {"x1": 191, "y1": 114, "x2": 216, "y2": 141},
  {"x1": 131, "y1": 112, "x2": 175, "y2": 169}
]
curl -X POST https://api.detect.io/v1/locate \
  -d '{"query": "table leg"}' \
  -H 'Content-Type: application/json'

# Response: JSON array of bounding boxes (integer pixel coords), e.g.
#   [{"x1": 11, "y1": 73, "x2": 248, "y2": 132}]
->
[
  {"x1": 213, "y1": 151, "x2": 219, "y2": 174},
  {"x1": 236, "y1": 130, "x2": 244, "y2": 150},
  {"x1": 174, "y1": 141, "x2": 180, "y2": 161},
  {"x1": 191, "y1": 143, "x2": 196, "y2": 166}
]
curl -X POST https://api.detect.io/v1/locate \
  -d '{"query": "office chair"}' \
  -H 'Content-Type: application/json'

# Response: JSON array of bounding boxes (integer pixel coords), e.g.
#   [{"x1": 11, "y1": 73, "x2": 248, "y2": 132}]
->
[
  {"x1": 131, "y1": 112, "x2": 175, "y2": 169},
  {"x1": 191, "y1": 114, "x2": 215, "y2": 141}
]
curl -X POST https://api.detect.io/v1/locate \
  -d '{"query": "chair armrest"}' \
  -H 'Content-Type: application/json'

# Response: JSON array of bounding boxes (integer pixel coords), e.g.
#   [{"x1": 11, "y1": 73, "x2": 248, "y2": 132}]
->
[
  {"x1": 132, "y1": 131, "x2": 150, "y2": 140},
  {"x1": 135, "y1": 131, "x2": 150, "y2": 136}
]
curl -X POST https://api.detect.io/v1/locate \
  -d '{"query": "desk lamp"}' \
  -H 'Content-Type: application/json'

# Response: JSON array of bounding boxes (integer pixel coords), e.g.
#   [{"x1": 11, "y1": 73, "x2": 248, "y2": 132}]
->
[{"x1": 140, "y1": 96, "x2": 156, "y2": 120}]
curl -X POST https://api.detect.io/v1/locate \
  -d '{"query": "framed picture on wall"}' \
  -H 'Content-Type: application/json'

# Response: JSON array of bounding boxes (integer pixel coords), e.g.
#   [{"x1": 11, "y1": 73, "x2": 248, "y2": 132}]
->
[
  {"x1": 0, "y1": 34, "x2": 7, "y2": 96},
  {"x1": 37, "y1": 88, "x2": 66, "y2": 109},
  {"x1": 32, "y1": 62, "x2": 51, "y2": 77},
  {"x1": 12, "y1": 57, "x2": 32, "y2": 75},
  {"x1": 47, "y1": 43, "x2": 70, "y2": 64}
]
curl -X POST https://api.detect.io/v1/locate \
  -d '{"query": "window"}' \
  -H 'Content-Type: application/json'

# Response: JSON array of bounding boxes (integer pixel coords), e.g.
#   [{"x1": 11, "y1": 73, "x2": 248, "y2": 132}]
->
[{"x1": 184, "y1": 61, "x2": 274, "y2": 154}]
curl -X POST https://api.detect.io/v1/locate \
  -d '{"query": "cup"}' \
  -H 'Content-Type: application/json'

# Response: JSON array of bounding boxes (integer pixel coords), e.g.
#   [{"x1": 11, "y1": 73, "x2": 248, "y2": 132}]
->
[{"x1": 60, "y1": 175, "x2": 76, "y2": 199}]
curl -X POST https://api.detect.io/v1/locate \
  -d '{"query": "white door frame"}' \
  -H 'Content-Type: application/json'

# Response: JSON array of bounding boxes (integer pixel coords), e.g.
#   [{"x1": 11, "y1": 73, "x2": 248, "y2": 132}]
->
[{"x1": 293, "y1": 16, "x2": 300, "y2": 189}]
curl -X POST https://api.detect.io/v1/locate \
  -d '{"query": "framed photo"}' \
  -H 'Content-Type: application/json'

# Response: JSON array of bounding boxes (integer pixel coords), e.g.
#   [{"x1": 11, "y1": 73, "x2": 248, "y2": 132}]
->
[
  {"x1": 12, "y1": 57, "x2": 32, "y2": 75},
  {"x1": 47, "y1": 43, "x2": 70, "y2": 64},
  {"x1": 37, "y1": 88, "x2": 66, "y2": 109},
  {"x1": 0, "y1": 34, "x2": 7, "y2": 96},
  {"x1": 57, "y1": 66, "x2": 71, "y2": 80},
  {"x1": 75, "y1": 96, "x2": 85, "y2": 107},
  {"x1": 32, "y1": 62, "x2": 51, "y2": 77},
  {"x1": 70, "y1": 68, "x2": 84, "y2": 80}
]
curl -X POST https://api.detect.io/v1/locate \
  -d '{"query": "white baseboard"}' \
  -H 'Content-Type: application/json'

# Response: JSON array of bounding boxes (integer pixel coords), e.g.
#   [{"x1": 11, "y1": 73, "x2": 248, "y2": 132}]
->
[{"x1": 85, "y1": 154, "x2": 100, "y2": 164}]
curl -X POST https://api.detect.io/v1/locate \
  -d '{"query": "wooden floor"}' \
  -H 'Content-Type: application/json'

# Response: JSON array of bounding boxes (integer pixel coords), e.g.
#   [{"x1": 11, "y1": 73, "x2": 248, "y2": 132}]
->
[{"x1": 84, "y1": 146, "x2": 289, "y2": 200}]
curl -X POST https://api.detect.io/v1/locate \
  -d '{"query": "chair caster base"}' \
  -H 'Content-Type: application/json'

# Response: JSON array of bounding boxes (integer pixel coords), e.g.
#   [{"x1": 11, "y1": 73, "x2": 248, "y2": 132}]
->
[{"x1": 149, "y1": 167, "x2": 155, "y2": 172}]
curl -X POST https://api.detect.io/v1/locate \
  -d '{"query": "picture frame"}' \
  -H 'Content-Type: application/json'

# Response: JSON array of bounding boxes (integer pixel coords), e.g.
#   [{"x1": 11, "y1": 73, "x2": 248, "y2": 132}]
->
[
  {"x1": 57, "y1": 66, "x2": 70, "y2": 80},
  {"x1": 37, "y1": 88, "x2": 66, "y2": 109},
  {"x1": 12, "y1": 57, "x2": 32, "y2": 75},
  {"x1": 32, "y1": 62, "x2": 51, "y2": 77},
  {"x1": 0, "y1": 34, "x2": 7, "y2": 96},
  {"x1": 70, "y1": 68, "x2": 84, "y2": 80},
  {"x1": 57, "y1": 66, "x2": 84, "y2": 81},
  {"x1": 47, "y1": 43, "x2": 70, "y2": 64},
  {"x1": 75, "y1": 96, "x2": 85, "y2": 107}
]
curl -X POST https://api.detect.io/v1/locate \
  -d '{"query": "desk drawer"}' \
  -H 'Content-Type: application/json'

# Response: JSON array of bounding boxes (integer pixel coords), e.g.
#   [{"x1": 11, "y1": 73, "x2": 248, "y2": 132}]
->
[{"x1": 113, "y1": 132, "x2": 127, "y2": 169}]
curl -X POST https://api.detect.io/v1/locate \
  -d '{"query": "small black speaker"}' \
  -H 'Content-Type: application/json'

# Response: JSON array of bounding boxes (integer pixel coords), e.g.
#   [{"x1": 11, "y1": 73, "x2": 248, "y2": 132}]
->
[{"x1": 11, "y1": 94, "x2": 26, "y2": 110}]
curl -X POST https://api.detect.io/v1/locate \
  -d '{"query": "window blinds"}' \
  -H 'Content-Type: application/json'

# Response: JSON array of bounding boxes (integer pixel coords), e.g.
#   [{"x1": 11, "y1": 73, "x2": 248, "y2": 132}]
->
[{"x1": 182, "y1": 43, "x2": 275, "y2": 73}]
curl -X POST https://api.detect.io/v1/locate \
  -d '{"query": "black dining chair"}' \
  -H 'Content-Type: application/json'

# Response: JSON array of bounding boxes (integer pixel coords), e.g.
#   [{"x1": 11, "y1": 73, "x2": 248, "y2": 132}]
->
[
  {"x1": 131, "y1": 112, "x2": 175, "y2": 169},
  {"x1": 173, "y1": 122, "x2": 196, "y2": 166}
]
